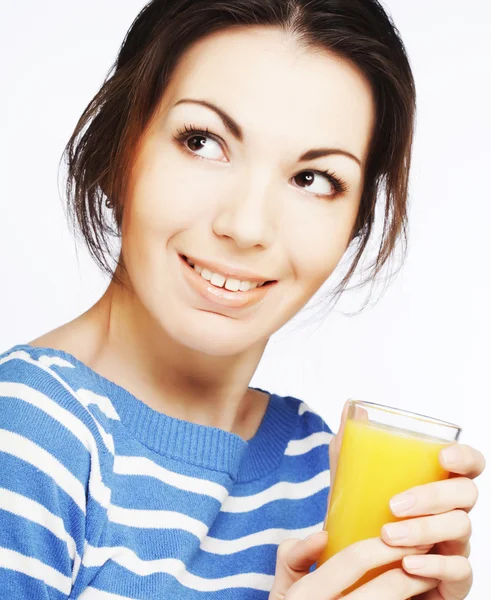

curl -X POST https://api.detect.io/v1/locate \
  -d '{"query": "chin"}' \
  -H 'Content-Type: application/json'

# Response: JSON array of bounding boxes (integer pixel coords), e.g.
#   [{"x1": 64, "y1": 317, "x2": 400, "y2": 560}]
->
[{"x1": 163, "y1": 309, "x2": 267, "y2": 357}]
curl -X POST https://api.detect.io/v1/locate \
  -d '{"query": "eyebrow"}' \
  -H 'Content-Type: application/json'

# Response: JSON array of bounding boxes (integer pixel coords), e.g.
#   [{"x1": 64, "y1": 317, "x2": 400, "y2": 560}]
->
[{"x1": 172, "y1": 98, "x2": 362, "y2": 169}]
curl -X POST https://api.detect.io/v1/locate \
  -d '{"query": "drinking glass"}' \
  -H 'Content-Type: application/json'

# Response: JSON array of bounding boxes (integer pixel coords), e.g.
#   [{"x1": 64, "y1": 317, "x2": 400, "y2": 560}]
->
[{"x1": 316, "y1": 399, "x2": 462, "y2": 595}]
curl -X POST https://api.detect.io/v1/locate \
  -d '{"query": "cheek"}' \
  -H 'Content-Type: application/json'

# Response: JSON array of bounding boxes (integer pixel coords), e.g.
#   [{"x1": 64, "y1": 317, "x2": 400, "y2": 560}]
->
[
  {"x1": 287, "y1": 206, "x2": 358, "y2": 288},
  {"x1": 126, "y1": 151, "x2": 233, "y2": 242}
]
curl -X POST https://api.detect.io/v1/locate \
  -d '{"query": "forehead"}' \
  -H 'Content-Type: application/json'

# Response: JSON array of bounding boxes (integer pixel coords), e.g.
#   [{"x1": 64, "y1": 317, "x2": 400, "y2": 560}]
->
[{"x1": 163, "y1": 26, "x2": 375, "y2": 163}]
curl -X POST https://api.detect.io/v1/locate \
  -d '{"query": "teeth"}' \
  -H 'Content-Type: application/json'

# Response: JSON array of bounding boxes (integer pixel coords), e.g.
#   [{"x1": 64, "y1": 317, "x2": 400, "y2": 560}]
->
[
  {"x1": 225, "y1": 278, "x2": 241, "y2": 292},
  {"x1": 201, "y1": 268, "x2": 213, "y2": 281},
  {"x1": 186, "y1": 257, "x2": 267, "y2": 292},
  {"x1": 210, "y1": 273, "x2": 226, "y2": 288}
]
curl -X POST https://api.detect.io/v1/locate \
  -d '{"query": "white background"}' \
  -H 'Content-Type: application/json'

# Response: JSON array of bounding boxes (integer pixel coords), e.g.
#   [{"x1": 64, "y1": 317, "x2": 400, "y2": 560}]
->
[{"x1": 1, "y1": 1, "x2": 489, "y2": 597}]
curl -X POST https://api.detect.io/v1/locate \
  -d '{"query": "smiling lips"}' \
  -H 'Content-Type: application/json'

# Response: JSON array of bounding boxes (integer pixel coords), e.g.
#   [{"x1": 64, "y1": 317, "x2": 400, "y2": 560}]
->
[
  {"x1": 184, "y1": 256, "x2": 268, "y2": 292},
  {"x1": 179, "y1": 254, "x2": 277, "y2": 309}
]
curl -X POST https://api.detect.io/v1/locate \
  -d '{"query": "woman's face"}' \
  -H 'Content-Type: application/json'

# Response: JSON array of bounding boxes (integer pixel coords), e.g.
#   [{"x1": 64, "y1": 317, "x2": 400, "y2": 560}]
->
[{"x1": 120, "y1": 26, "x2": 375, "y2": 356}]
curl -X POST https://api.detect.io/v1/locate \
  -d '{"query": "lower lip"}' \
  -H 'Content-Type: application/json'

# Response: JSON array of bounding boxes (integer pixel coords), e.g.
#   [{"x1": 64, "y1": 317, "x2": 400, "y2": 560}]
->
[{"x1": 178, "y1": 254, "x2": 276, "y2": 310}]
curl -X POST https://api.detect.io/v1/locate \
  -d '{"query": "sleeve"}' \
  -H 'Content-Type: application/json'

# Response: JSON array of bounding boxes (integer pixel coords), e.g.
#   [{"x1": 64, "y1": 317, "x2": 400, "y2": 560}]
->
[{"x1": 0, "y1": 354, "x2": 92, "y2": 599}]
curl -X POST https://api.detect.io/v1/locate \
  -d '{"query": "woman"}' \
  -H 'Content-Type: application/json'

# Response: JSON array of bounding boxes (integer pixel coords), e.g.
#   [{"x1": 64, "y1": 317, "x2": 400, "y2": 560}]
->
[{"x1": 0, "y1": 0, "x2": 485, "y2": 598}]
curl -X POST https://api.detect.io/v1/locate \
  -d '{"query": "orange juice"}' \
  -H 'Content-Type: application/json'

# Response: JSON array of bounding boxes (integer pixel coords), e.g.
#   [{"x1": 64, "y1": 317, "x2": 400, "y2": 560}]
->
[{"x1": 316, "y1": 418, "x2": 450, "y2": 594}]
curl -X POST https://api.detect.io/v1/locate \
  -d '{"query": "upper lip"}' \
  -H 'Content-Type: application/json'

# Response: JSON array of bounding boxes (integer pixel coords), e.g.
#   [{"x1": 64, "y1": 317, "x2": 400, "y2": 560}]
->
[{"x1": 181, "y1": 254, "x2": 276, "y2": 284}]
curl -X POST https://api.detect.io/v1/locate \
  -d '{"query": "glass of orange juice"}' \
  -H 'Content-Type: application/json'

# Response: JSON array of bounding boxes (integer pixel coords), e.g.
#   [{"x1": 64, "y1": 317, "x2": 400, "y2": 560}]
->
[{"x1": 316, "y1": 400, "x2": 461, "y2": 595}]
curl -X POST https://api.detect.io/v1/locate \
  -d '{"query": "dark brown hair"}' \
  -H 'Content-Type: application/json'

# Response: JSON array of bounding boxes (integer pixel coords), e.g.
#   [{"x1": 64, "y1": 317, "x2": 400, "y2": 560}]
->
[{"x1": 63, "y1": 0, "x2": 416, "y2": 312}]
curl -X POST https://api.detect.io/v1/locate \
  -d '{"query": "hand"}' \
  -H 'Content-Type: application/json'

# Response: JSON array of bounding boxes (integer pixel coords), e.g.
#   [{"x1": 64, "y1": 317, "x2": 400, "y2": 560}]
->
[
  {"x1": 268, "y1": 532, "x2": 437, "y2": 599},
  {"x1": 382, "y1": 443, "x2": 486, "y2": 600}
]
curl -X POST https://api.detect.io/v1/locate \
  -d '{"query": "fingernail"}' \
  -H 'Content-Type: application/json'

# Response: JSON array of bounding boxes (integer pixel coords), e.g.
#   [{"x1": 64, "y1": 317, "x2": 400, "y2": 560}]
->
[
  {"x1": 441, "y1": 445, "x2": 460, "y2": 466},
  {"x1": 390, "y1": 492, "x2": 416, "y2": 516},
  {"x1": 383, "y1": 522, "x2": 410, "y2": 541},
  {"x1": 403, "y1": 556, "x2": 426, "y2": 570},
  {"x1": 305, "y1": 531, "x2": 328, "y2": 542}
]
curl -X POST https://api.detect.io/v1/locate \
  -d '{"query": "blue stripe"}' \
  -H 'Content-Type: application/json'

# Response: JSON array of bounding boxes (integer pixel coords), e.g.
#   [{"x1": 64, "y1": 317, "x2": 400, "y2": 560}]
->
[
  {"x1": 0, "y1": 568, "x2": 67, "y2": 600},
  {"x1": 0, "y1": 510, "x2": 72, "y2": 576}
]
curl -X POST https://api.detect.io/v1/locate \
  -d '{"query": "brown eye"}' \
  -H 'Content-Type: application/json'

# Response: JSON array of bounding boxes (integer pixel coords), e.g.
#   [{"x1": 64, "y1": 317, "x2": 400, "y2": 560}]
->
[
  {"x1": 176, "y1": 129, "x2": 225, "y2": 160},
  {"x1": 292, "y1": 171, "x2": 336, "y2": 197},
  {"x1": 187, "y1": 135, "x2": 208, "y2": 152}
]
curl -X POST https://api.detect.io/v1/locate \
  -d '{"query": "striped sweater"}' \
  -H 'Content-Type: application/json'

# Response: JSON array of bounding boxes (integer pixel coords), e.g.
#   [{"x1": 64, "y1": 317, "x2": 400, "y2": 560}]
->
[{"x1": 0, "y1": 344, "x2": 333, "y2": 599}]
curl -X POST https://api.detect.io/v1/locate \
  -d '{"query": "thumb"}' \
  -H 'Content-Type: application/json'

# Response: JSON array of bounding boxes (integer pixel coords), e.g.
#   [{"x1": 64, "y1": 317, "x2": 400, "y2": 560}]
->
[
  {"x1": 328, "y1": 400, "x2": 350, "y2": 510},
  {"x1": 269, "y1": 531, "x2": 329, "y2": 600}
]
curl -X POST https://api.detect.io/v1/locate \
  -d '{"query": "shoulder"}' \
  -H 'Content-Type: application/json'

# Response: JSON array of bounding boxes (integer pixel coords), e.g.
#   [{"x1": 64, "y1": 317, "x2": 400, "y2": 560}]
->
[
  {"x1": 0, "y1": 345, "x2": 109, "y2": 596},
  {"x1": 0, "y1": 344, "x2": 112, "y2": 470},
  {"x1": 284, "y1": 394, "x2": 334, "y2": 435},
  {"x1": 272, "y1": 392, "x2": 335, "y2": 459}
]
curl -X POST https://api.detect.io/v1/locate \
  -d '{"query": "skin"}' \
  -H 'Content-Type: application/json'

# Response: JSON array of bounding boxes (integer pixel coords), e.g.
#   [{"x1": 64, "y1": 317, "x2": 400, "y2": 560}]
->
[{"x1": 30, "y1": 26, "x2": 485, "y2": 598}]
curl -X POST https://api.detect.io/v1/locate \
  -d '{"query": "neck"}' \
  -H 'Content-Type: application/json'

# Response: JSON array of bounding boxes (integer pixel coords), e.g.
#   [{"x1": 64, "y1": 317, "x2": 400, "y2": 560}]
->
[{"x1": 78, "y1": 275, "x2": 269, "y2": 437}]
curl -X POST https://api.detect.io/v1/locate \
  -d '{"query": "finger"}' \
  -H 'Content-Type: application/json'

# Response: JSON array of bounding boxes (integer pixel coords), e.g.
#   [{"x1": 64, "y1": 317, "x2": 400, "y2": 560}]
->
[
  {"x1": 381, "y1": 509, "x2": 472, "y2": 548},
  {"x1": 328, "y1": 400, "x2": 350, "y2": 510},
  {"x1": 403, "y1": 554, "x2": 473, "y2": 599},
  {"x1": 344, "y1": 567, "x2": 437, "y2": 600},
  {"x1": 389, "y1": 477, "x2": 479, "y2": 518},
  {"x1": 269, "y1": 531, "x2": 328, "y2": 599},
  {"x1": 335, "y1": 400, "x2": 350, "y2": 447},
  {"x1": 434, "y1": 538, "x2": 471, "y2": 559},
  {"x1": 403, "y1": 553, "x2": 472, "y2": 582},
  {"x1": 440, "y1": 444, "x2": 486, "y2": 479},
  {"x1": 293, "y1": 536, "x2": 432, "y2": 597},
  {"x1": 353, "y1": 403, "x2": 369, "y2": 421}
]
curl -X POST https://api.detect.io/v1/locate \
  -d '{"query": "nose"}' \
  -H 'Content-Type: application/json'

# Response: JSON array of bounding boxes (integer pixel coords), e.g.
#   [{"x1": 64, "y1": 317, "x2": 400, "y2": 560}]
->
[{"x1": 212, "y1": 168, "x2": 275, "y2": 250}]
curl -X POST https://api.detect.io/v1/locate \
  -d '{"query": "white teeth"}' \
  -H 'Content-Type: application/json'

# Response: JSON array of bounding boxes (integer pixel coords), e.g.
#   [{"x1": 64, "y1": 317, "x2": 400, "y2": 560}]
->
[
  {"x1": 210, "y1": 273, "x2": 226, "y2": 288},
  {"x1": 224, "y1": 278, "x2": 241, "y2": 292},
  {"x1": 201, "y1": 268, "x2": 213, "y2": 281},
  {"x1": 190, "y1": 261, "x2": 267, "y2": 292}
]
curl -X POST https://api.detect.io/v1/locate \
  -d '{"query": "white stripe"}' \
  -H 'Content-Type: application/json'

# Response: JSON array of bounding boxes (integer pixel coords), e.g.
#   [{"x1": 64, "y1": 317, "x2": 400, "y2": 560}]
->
[
  {"x1": 201, "y1": 522, "x2": 324, "y2": 554},
  {"x1": 108, "y1": 504, "x2": 210, "y2": 538},
  {"x1": 92, "y1": 417, "x2": 115, "y2": 454},
  {"x1": 106, "y1": 469, "x2": 329, "y2": 532},
  {"x1": 38, "y1": 355, "x2": 76, "y2": 369},
  {"x1": 222, "y1": 470, "x2": 330, "y2": 513},
  {"x1": 82, "y1": 521, "x2": 324, "y2": 575},
  {"x1": 179, "y1": 569, "x2": 273, "y2": 593},
  {"x1": 0, "y1": 356, "x2": 114, "y2": 507},
  {"x1": 0, "y1": 488, "x2": 78, "y2": 561},
  {"x1": 0, "y1": 380, "x2": 114, "y2": 456},
  {"x1": 285, "y1": 431, "x2": 334, "y2": 456},
  {"x1": 0, "y1": 382, "x2": 112, "y2": 506},
  {"x1": 298, "y1": 401, "x2": 311, "y2": 416},
  {"x1": 113, "y1": 455, "x2": 228, "y2": 500},
  {"x1": 0, "y1": 547, "x2": 72, "y2": 594},
  {"x1": 82, "y1": 545, "x2": 273, "y2": 593},
  {"x1": 0, "y1": 429, "x2": 86, "y2": 513},
  {"x1": 114, "y1": 458, "x2": 328, "y2": 514},
  {"x1": 77, "y1": 389, "x2": 121, "y2": 421},
  {"x1": 73, "y1": 550, "x2": 83, "y2": 586},
  {"x1": 79, "y1": 586, "x2": 138, "y2": 599}
]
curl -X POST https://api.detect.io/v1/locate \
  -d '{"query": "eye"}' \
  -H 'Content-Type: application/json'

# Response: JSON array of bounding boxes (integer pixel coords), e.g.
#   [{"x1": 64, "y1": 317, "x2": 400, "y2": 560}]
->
[
  {"x1": 291, "y1": 170, "x2": 346, "y2": 199},
  {"x1": 173, "y1": 125, "x2": 226, "y2": 161}
]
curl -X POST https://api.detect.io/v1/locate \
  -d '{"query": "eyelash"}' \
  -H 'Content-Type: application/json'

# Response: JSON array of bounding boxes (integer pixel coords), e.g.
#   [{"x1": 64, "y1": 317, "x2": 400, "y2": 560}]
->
[{"x1": 172, "y1": 124, "x2": 349, "y2": 198}]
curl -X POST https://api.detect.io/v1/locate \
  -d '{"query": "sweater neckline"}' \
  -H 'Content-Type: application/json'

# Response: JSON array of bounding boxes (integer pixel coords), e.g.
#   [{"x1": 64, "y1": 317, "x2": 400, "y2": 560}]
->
[{"x1": 12, "y1": 344, "x2": 299, "y2": 483}]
